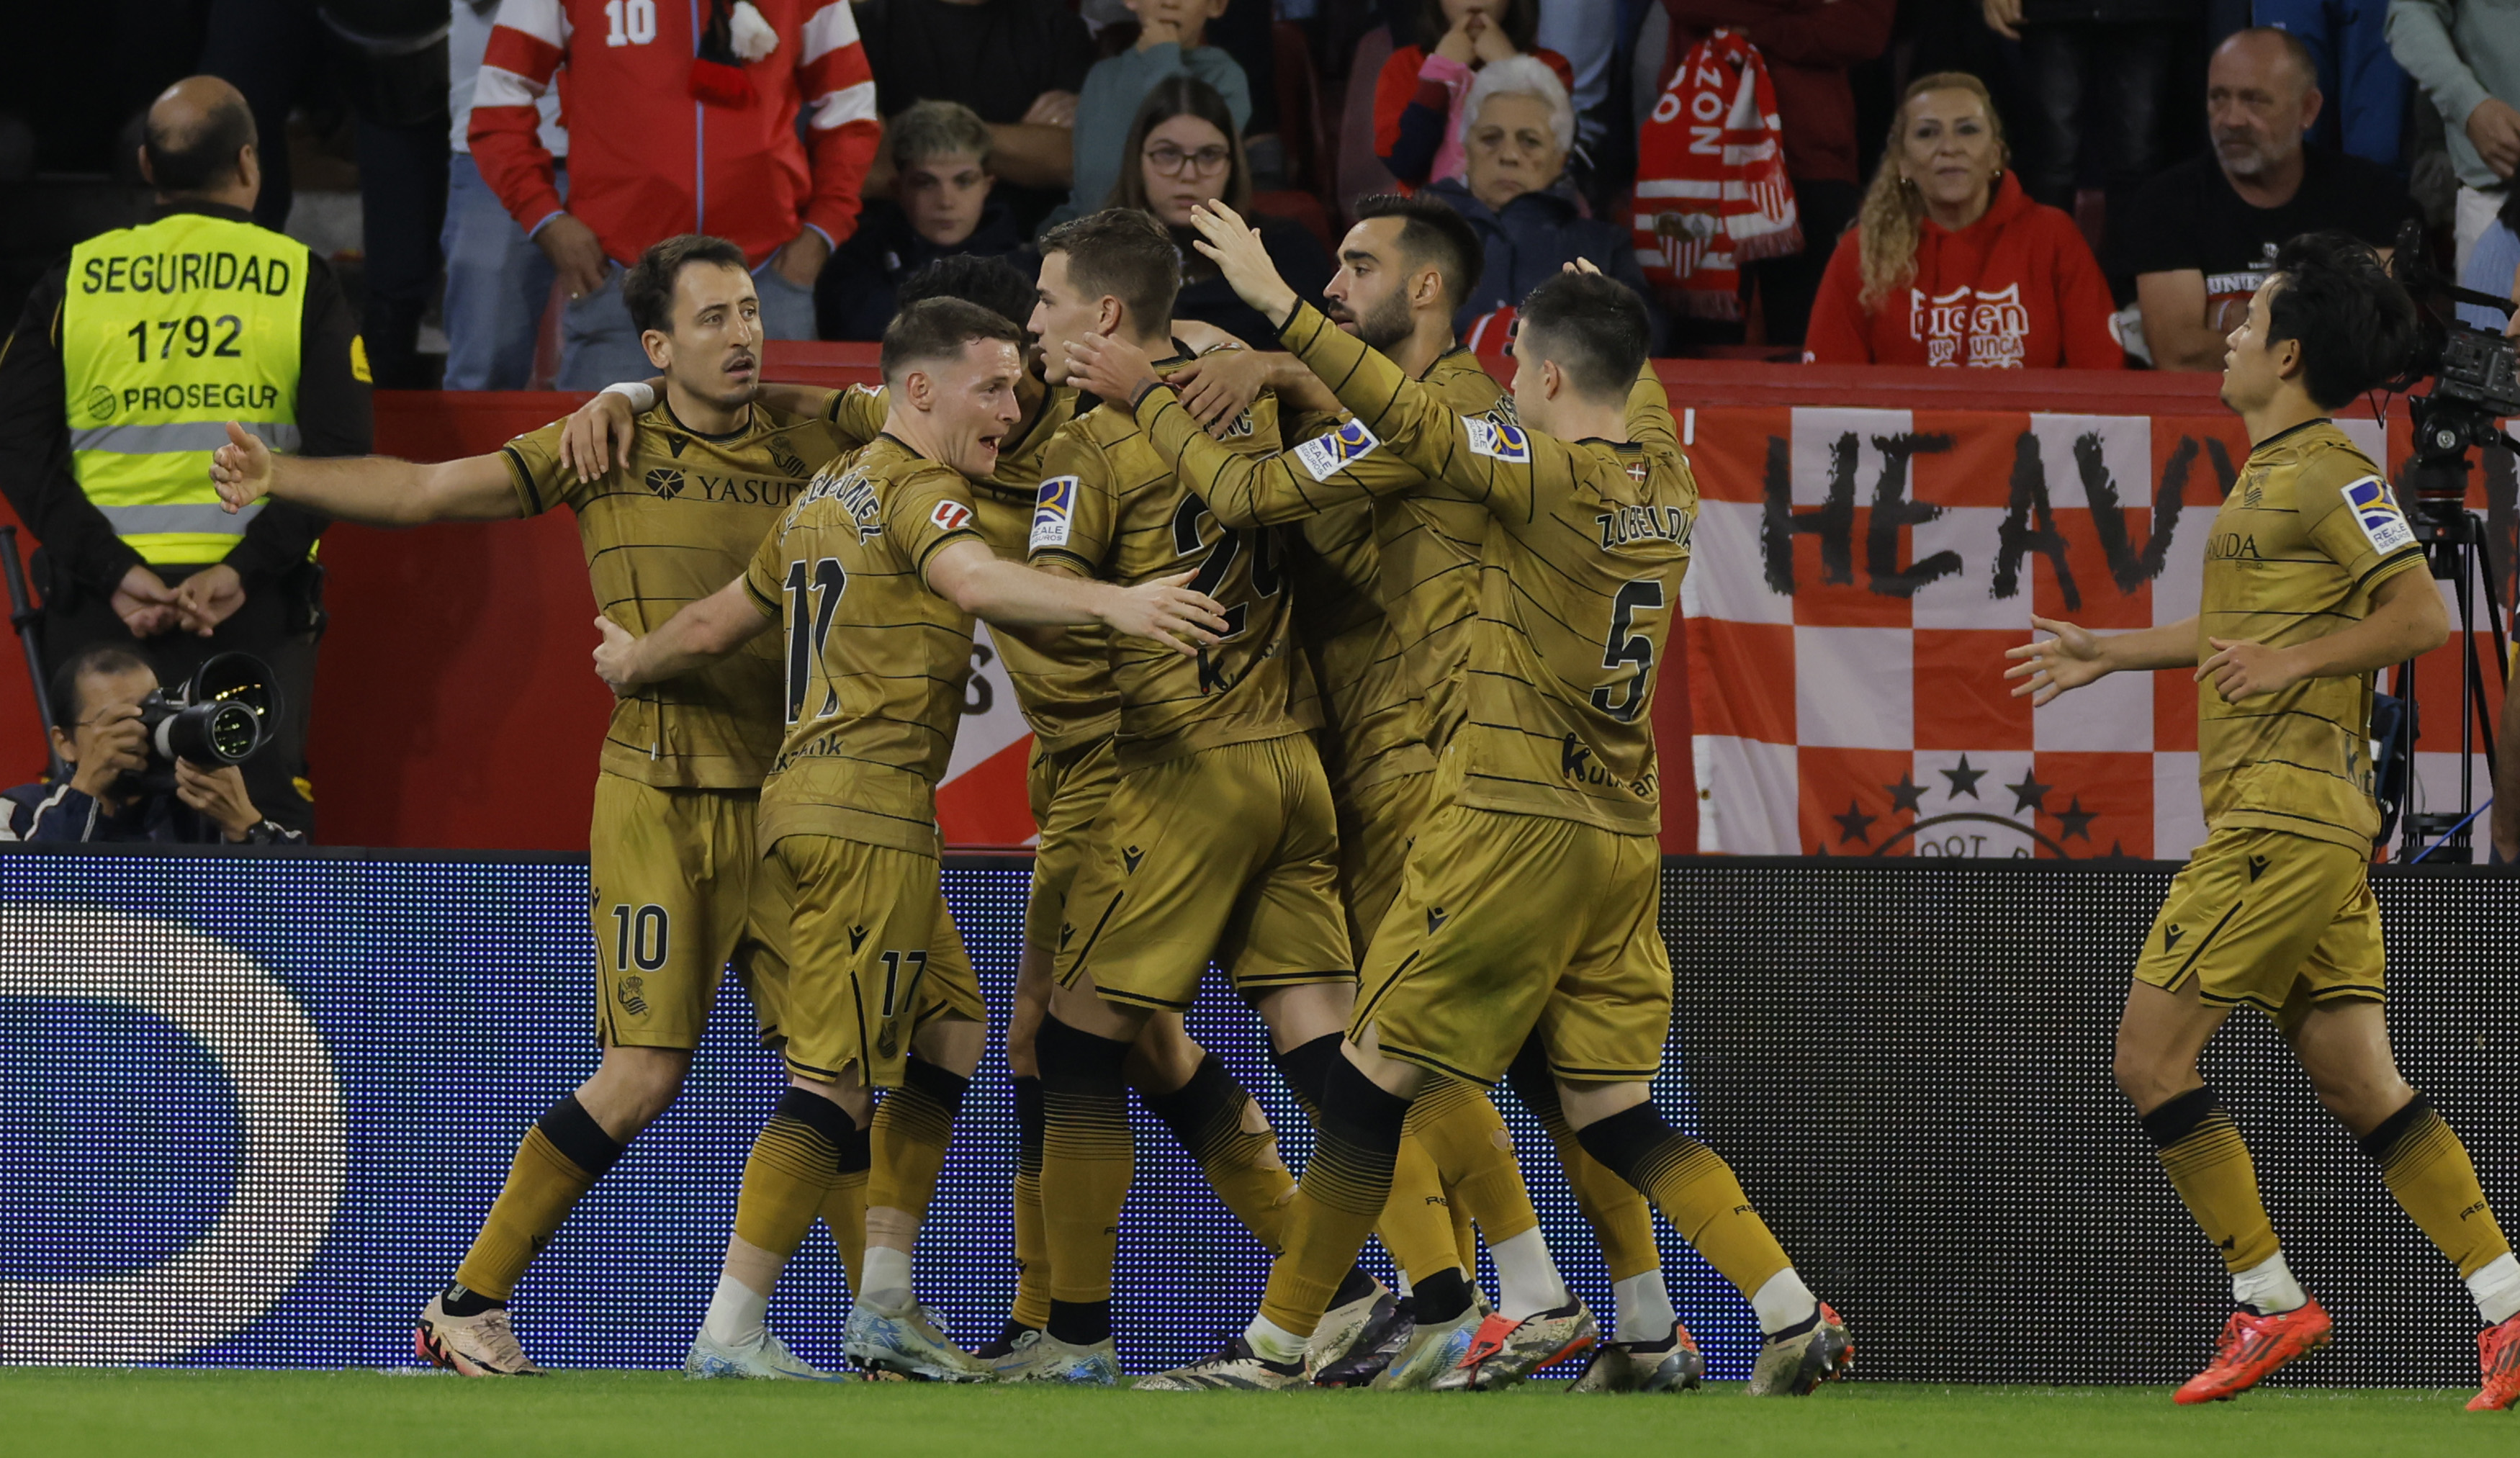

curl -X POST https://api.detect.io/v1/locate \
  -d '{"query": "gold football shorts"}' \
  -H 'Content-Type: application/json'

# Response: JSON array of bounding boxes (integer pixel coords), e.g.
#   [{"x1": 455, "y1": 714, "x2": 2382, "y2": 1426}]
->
[
  {"x1": 1052, "y1": 732, "x2": 1353, "y2": 1011},
  {"x1": 765, "y1": 832, "x2": 986, "y2": 1088},
  {"x1": 1353, "y1": 804, "x2": 1670, "y2": 1086},
  {"x1": 2134, "y1": 824, "x2": 2383, "y2": 1030},
  {"x1": 589, "y1": 773, "x2": 789, "y2": 1052},
  {"x1": 1336, "y1": 768, "x2": 1436, "y2": 958},
  {"x1": 1025, "y1": 737, "x2": 1120, "y2": 957}
]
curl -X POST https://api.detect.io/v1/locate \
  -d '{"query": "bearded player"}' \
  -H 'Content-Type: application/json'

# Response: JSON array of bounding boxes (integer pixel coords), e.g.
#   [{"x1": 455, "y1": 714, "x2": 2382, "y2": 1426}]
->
[
  {"x1": 212, "y1": 235, "x2": 861, "y2": 1377},
  {"x1": 2007, "y1": 233, "x2": 2519, "y2": 1410},
  {"x1": 588, "y1": 297, "x2": 1225, "y2": 1380},
  {"x1": 1113, "y1": 207, "x2": 1850, "y2": 1395}
]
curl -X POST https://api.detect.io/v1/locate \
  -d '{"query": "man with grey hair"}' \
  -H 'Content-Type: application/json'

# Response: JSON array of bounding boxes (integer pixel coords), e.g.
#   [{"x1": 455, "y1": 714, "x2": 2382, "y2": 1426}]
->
[
  {"x1": 2388, "y1": 0, "x2": 2519, "y2": 275},
  {"x1": 819, "y1": 100, "x2": 1036, "y2": 339},
  {"x1": 2110, "y1": 26, "x2": 2416, "y2": 371},
  {"x1": 1423, "y1": 55, "x2": 1660, "y2": 346}
]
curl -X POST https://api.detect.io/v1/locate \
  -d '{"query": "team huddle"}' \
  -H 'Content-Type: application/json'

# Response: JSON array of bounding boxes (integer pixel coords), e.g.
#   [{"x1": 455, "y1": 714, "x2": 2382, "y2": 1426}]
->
[{"x1": 211, "y1": 203, "x2": 2519, "y2": 1407}]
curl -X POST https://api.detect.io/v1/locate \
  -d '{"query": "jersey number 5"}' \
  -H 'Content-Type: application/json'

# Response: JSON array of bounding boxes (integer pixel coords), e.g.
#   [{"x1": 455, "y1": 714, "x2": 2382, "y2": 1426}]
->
[
  {"x1": 1591, "y1": 578, "x2": 1663, "y2": 722},
  {"x1": 783, "y1": 557, "x2": 847, "y2": 724}
]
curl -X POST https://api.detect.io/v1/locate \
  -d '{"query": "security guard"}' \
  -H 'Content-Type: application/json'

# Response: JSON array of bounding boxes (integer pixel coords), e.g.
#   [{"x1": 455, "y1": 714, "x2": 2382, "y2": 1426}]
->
[{"x1": 0, "y1": 76, "x2": 370, "y2": 835}]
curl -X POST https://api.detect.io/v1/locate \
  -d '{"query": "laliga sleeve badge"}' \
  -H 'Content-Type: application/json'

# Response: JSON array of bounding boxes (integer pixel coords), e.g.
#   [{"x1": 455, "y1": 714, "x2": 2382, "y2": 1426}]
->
[
  {"x1": 930, "y1": 499, "x2": 973, "y2": 533},
  {"x1": 2342, "y1": 475, "x2": 2416, "y2": 557},
  {"x1": 1464, "y1": 417, "x2": 1531, "y2": 464},
  {"x1": 1031, "y1": 476, "x2": 1079, "y2": 552},
  {"x1": 1292, "y1": 420, "x2": 1380, "y2": 482}
]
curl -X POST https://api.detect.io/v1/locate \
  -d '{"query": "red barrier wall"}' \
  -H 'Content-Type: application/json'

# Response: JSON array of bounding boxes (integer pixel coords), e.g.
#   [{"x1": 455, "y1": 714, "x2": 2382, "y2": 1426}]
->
[{"x1": 0, "y1": 352, "x2": 2436, "y2": 851}]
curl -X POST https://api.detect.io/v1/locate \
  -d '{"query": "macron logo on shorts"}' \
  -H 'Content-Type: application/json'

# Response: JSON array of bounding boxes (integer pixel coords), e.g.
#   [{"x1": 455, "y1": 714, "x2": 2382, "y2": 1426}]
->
[
  {"x1": 1464, "y1": 417, "x2": 1531, "y2": 464},
  {"x1": 1292, "y1": 419, "x2": 1380, "y2": 482},
  {"x1": 930, "y1": 500, "x2": 973, "y2": 534},
  {"x1": 2342, "y1": 475, "x2": 2415, "y2": 557},
  {"x1": 1031, "y1": 476, "x2": 1079, "y2": 552}
]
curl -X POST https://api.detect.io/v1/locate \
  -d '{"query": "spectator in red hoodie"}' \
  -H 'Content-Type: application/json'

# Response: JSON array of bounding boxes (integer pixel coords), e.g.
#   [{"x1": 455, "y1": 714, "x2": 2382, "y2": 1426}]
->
[
  {"x1": 472, "y1": 0, "x2": 881, "y2": 387},
  {"x1": 1374, "y1": 0, "x2": 1575, "y2": 190},
  {"x1": 1804, "y1": 73, "x2": 2123, "y2": 369}
]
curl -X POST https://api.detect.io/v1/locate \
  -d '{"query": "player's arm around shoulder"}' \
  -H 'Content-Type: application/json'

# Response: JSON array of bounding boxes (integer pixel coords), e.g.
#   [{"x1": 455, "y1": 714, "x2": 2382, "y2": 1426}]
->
[
  {"x1": 925, "y1": 538, "x2": 1226, "y2": 655},
  {"x1": 590, "y1": 541, "x2": 786, "y2": 696},
  {"x1": 210, "y1": 421, "x2": 523, "y2": 526}
]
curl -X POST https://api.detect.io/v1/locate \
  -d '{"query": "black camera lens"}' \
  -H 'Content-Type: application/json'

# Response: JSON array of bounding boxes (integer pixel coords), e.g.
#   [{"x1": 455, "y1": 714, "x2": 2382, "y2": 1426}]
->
[{"x1": 153, "y1": 698, "x2": 265, "y2": 767}]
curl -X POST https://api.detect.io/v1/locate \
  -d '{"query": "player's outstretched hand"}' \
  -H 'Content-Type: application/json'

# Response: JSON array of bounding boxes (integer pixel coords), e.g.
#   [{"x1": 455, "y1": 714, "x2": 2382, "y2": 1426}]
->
[
  {"x1": 1064, "y1": 332, "x2": 1164, "y2": 412},
  {"x1": 1187, "y1": 202, "x2": 1298, "y2": 324},
  {"x1": 210, "y1": 422, "x2": 274, "y2": 513},
  {"x1": 591, "y1": 616, "x2": 645, "y2": 696},
  {"x1": 2196, "y1": 636, "x2": 2302, "y2": 702},
  {"x1": 1169, "y1": 347, "x2": 1270, "y2": 439},
  {"x1": 560, "y1": 388, "x2": 642, "y2": 479},
  {"x1": 1103, "y1": 570, "x2": 1229, "y2": 657},
  {"x1": 2003, "y1": 615, "x2": 2108, "y2": 704}
]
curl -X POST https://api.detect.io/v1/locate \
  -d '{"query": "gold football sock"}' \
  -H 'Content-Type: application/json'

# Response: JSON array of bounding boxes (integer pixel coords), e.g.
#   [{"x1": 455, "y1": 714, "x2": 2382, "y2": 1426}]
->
[
  {"x1": 454, "y1": 1095, "x2": 624, "y2": 1300},
  {"x1": 1009, "y1": 1075, "x2": 1050, "y2": 1330},
  {"x1": 1038, "y1": 1016, "x2": 1135, "y2": 1344},
  {"x1": 820, "y1": 1166, "x2": 869, "y2": 1296},
  {"x1": 1408, "y1": 1079, "x2": 1539, "y2": 1245},
  {"x1": 1141, "y1": 1053, "x2": 1295, "y2": 1252},
  {"x1": 1375, "y1": 1133, "x2": 1463, "y2": 1285},
  {"x1": 1575, "y1": 1103, "x2": 1792, "y2": 1300},
  {"x1": 869, "y1": 1058, "x2": 968, "y2": 1225},
  {"x1": 734, "y1": 1089, "x2": 863, "y2": 1264},
  {"x1": 1259, "y1": 1058, "x2": 1414, "y2": 1337},
  {"x1": 2364, "y1": 1094, "x2": 2514, "y2": 1279},
  {"x1": 2141, "y1": 1086, "x2": 2280, "y2": 1274},
  {"x1": 1508, "y1": 1058, "x2": 1662, "y2": 1281}
]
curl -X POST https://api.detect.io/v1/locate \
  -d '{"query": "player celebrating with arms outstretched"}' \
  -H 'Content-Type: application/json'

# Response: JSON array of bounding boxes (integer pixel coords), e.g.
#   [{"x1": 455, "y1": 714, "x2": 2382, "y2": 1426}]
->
[
  {"x1": 1122, "y1": 205, "x2": 1850, "y2": 1394},
  {"x1": 2007, "y1": 233, "x2": 2520, "y2": 1410}
]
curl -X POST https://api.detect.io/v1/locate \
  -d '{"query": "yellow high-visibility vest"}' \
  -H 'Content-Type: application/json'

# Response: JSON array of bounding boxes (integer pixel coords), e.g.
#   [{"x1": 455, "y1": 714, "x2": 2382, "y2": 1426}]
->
[{"x1": 62, "y1": 210, "x2": 306, "y2": 567}]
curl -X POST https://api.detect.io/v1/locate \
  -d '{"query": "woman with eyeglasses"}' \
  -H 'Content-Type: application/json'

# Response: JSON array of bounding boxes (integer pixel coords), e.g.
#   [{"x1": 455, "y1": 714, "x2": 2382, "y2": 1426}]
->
[{"x1": 1101, "y1": 75, "x2": 1335, "y2": 347}]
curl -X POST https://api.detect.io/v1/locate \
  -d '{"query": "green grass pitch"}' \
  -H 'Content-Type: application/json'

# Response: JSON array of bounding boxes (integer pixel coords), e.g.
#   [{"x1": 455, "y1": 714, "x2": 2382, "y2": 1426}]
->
[{"x1": 8, "y1": 1371, "x2": 2511, "y2": 1458}]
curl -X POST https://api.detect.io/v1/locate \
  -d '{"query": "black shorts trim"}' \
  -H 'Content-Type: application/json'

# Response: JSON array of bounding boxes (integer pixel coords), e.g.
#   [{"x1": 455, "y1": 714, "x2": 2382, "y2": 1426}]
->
[
  {"x1": 1091, "y1": 984, "x2": 1198, "y2": 1014},
  {"x1": 1374, "y1": 1038, "x2": 1498, "y2": 1089}
]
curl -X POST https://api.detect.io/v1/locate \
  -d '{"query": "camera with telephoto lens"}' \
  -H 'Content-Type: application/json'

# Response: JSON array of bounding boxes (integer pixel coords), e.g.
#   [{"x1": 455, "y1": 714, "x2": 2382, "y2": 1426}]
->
[{"x1": 131, "y1": 652, "x2": 280, "y2": 792}]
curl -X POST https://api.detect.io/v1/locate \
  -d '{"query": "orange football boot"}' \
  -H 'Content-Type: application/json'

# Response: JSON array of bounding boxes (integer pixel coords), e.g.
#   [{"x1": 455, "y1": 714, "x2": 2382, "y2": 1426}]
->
[
  {"x1": 2174, "y1": 1298, "x2": 2330, "y2": 1404},
  {"x1": 2469, "y1": 1312, "x2": 2520, "y2": 1412}
]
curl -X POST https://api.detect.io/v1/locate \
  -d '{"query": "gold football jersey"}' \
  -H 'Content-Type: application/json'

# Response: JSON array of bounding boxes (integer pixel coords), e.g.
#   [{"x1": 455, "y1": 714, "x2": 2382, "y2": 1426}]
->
[
  {"x1": 1135, "y1": 347, "x2": 1510, "y2": 768},
  {"x1": 1256, "y1": 302, "x2": 1694, "y2": 835},
  {"x1": 504, "y1": 401, "x2": 835, "y2": 789},
  {"x1": 826, "y1": 376, "x2": 1115, "y2": 754},
  {"x1": 2197, "y1": 420, "x2": 2423, "y2": 850},
  {"x1": 1026, "y1": 358, "x2": 1308, "y2": 769},
  {"x1": 740, "y1": 434, "x2": 987, "y2": 855}
]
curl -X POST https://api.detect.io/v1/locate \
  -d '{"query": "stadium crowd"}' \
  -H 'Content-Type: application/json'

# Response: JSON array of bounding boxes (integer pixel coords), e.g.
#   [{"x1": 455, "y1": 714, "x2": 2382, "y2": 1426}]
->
[{"x1": 10, "y1": 0, "x2": 2516, "y2": 381}]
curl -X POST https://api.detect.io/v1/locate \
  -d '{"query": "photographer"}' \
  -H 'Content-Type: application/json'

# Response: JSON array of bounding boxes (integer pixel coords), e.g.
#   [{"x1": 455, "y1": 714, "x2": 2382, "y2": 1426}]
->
[{"x1": 2, "y1": 646, "x2": 302, "y2": 845}]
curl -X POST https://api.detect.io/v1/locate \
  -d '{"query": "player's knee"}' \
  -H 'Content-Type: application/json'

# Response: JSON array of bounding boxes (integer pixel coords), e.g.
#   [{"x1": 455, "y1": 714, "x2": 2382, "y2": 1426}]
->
[
  {"x1": 589, "y1": 1045, "x2": 693, "y2": 1131},
  {"x1": 2111, "y1": 1030, "x2": 2187, "y2": 1109},
  {"x1": 2310, "y1": 1068, "x2": 2414, "y2": 1135}
]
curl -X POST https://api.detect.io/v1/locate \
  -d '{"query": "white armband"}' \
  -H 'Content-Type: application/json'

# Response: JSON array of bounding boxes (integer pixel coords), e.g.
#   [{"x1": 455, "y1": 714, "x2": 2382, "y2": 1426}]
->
[{"x1": 601, "y1": 381, "x2": 657, "y2": 411}]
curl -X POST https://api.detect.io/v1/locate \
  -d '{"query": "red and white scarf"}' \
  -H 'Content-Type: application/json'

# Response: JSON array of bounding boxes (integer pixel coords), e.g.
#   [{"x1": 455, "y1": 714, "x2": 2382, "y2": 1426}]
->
[{"x1": 1630, "y1": 29, "x2": 1801, "y2": 321}]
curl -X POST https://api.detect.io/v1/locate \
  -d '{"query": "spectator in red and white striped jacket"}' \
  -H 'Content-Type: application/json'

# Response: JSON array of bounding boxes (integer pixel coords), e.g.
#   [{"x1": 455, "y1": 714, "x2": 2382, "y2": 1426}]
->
[{"x1": 470, "y1": 0, "x2": 881, "y2": 385}]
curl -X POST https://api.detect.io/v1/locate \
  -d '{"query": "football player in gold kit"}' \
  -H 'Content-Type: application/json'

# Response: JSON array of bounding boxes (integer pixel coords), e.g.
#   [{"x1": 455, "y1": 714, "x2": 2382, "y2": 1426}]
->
[
  {"x1": 2007, "y1": 234, "x2": 2519, "y2": 1410},
  {"x1": 1109, "y1": 207, "x2": 1849, "y2": 1394},
  {"x1": 557, "y1": 258, "x2": 1320, "y2": 1380},
  {"x1": 588, "y1": 298, "x2": 1226, "y2": 1380},
  {"x1": 212, "y1": 235, "x2": 851, "y2": 1378},
  {"x1": 1071, "y1": 195, "x2": 1691, "y2": 1392}
]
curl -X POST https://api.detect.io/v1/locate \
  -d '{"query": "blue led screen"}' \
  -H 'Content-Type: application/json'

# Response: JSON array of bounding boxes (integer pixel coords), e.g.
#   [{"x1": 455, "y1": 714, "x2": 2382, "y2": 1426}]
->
[{"x1": 0, "y1": 850, "x2": 1740, "y2": 1376}]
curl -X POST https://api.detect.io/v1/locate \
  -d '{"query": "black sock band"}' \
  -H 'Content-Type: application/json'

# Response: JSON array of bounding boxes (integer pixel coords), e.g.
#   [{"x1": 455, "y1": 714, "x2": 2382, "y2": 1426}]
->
[
  {"x1": 1038, "y1": 1014, "x2": 1135, "y2": 1093},
  {"x1": 1503, "y1": 1033, "x2": 1562, "y2": 1122},
  {"x1": 1273, "y1": 1032, "x2": 1345, "y2": 1111},
  {"x1": 901, "y1": 1056, "x2": 971, "y2": 1119},
  {"x1": 539, "y1": 1093, "x2": 628, "y2": 1178},
  {"x1": 2359, "y1": 1091, "x2": 2434, "y2": 1163},
  {"x1": 1048, "y1": 1298, "x2": 1111, "y2": 1346},
  {"x1": 777, "y1": 1085, "x2": 861, "y2": 1148},
  {"x1": 1143, "y1": 1054, "x2": 1243, "y2": 1156},
  {"x1": 1412, "y1": 1267, "x2": 1472, "y2": 1324},
  {"x1": 1319, "y1": 1055, "x2": 1412, "y2": 1155},
  {"x1": 1331, "y1": 1264, "x2": 1379, "y2": 1308},
  {"x1": 1012, "y1": 1074, "x2": 1045, "y2": 1174},
  {"x1": 1571, "y1": 1102, "x2": 1673, "y2": 1184},
  {"x1": 2139, "y1": 1086, "x2": 2222, "y2": 1150}
]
